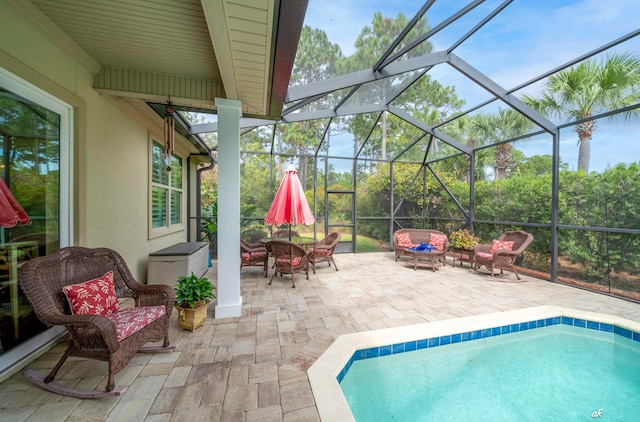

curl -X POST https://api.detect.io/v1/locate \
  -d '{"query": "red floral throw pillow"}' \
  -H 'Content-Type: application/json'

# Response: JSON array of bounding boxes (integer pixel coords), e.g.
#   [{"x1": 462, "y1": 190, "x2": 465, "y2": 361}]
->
[
  {"x1": 395, "y1": 232, "x2": 415, "y2": 249},
  {"x1": 62, "y1": 271, "x2": 120, "y2": 316},
  {"x1": 429, "y1": 233, "x2": 447, "y2": 251},
  {"x1": 489, "y1": 240, "x2": 515, "y2": 254}
]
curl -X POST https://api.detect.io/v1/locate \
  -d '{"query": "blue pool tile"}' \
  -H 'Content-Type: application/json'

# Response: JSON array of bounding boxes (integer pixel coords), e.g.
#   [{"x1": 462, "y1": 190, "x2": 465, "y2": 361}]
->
[
  {"x1": 428, "y1": 337, "x2": 440, "y2": 348},
  {"x1": 440, "y1": 336, "x2": 451, "y2": 345},
  {"x1": 405, "y1": 341, "x2": 417, "y2": 352},
  {"x1": 417, "y1": 339, "x2": 428, "y2": 349},
  {"x1": 471, "y1": 330, "x2": 482, "y2": 340},
  {"x1": 353, "y1": 350, "x2": 366, "y2": 361},
  {"x1": 510, "y1": 323, "x2": 520, "y2": 333},
  {"x1": 392, "y1": 343, "x2": 404, "y2": 354},
  {"x1": 586, "y1": 321, "x2": 599, "y2": 330},
  {"x1": 552, "y1": 316, "x2": 561, "y2": 325},
  {"x1": 600, "y1": 323, "x2": 613, "y2": 332},
  {"x1": 491, "y1": 327, "x2": 501, "y2": 336},
  {"x1": 574, "y1": 319, "x2": 586, "y2": 328},
  {"x1": 364, "y1": 347, "x2": 379, "y2": 359},
  {"x1": 545, "y1": 317, "x2": 555, "y2": 326},
  {"x1": 501, "y1": 325, "x2": 511, "y2": 334},
  {"x1": 633, "y1": 332, "x2": 640, "y2": 342},
  {"x1": 481, "y1": 329, "x2": 492, "y2": 338},
  {"x1": 380, "y1": 345, "x2": 392, "y2": 356},
  {"x1": 614, "y1": 326, "x2": 632, "y2": 339},
  {"x1": 451, "y1": 333, "x2": 461, "y2": 343},
  {"x1": 562, "y1": 316, "x2": 574, "y2": 326},
  {"x1": 528, "y1": 321, "x2": 537, "y2": 329},
  {"x1": 461, "y1": 331, "x2": 472, "y2": 342},
  {"x1": 519, "y1": 322, "x2": 529, "y2": 331}
]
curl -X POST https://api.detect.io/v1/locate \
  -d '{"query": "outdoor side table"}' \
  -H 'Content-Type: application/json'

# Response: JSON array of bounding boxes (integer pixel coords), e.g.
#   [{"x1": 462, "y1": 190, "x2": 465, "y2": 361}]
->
[
  {"x1": 404, "y1": 248, "x2": 446, "y2": 272},
  {"x1": 450, "y1": 247, "x2": 475, "y2": 268}
]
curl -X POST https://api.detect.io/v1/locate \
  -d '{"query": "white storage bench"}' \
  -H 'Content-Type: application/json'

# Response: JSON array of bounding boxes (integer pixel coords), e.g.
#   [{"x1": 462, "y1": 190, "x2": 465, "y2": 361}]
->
[{"x1": 147, "y1": 242, "x2": 209, "y2": 286}]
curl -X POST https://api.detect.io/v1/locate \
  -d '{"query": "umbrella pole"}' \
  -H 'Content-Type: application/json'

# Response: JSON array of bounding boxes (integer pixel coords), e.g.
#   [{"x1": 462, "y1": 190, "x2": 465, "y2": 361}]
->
[{"x1": 288, "y1": 225, "x2": 292, "y2": 241}]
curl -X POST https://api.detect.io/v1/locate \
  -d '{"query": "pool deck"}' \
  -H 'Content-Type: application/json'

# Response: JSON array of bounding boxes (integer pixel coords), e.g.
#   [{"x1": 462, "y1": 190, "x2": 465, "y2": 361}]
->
[{"x1": 1, "y1": 252, "x2": 639, "y2": 421}]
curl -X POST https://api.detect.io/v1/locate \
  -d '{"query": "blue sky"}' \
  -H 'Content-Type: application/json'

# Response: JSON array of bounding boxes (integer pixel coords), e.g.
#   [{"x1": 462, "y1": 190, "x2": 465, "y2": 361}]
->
[{"x1": 302, "y1": 0, "x2": 640, "y2": 172}]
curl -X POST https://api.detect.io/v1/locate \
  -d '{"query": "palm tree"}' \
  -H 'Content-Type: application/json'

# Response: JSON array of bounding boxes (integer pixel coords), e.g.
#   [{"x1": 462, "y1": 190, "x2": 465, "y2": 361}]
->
[
  {"x1": 523, "y1": 52, "x2": 640, "y2": 173},
  {"x1": 440, "y1": 114, "x2": 492, "y2": 182},
  {"x1": 473, "y1": 110, "x2": 532, "y2": 180}
]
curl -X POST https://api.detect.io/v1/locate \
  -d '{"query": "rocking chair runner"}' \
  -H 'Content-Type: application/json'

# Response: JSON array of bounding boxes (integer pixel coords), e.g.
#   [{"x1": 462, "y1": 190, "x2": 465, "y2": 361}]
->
[{"x1": 18, "y1": 246, "x2": 176, "y2": 398}]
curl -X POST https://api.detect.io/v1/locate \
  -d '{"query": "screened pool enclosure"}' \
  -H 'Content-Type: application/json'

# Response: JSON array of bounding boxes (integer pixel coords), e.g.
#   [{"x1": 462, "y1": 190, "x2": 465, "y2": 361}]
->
[{"x1": 157, "y1": 1, "x2": 640, "y2": 302}]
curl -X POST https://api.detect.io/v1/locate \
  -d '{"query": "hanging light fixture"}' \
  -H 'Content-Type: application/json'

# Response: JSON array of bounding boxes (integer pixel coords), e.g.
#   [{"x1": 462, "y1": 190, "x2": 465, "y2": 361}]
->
[{"x1": 163, "y1": 99, "x2": 175, "y2": 172}]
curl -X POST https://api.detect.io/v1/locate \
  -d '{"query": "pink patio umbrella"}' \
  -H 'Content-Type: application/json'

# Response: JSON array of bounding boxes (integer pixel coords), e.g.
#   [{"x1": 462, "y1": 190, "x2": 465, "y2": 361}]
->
[
  {"x1": 265, "y1": 164, "x2": 314, "y2": 240},
  {"x1": 0, "y1": 177, "x2": 31, "y2": 229}
]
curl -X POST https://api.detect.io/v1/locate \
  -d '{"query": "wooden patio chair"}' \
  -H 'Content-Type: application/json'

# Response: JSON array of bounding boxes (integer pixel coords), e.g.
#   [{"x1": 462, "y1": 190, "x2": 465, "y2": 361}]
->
[
  {"x1": 307, "y1": 232, "x2": 341, "y2": 274},
  {"x1": 266, "y1": 240, "x2": 309, "y2": 288},
  {"x1": 18, "y1": 246, "x2": 176, "y2": 398},
  {"x1": 473, "y1": 230, "x2": 534, "y2": 280},
  {"x1": 241, "y1": 239, "x2": 269, "y2": 277}
]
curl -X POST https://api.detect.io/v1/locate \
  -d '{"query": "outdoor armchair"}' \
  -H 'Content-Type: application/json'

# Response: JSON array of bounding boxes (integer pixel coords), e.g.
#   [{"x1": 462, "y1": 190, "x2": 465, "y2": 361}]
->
[
  {"x1": 266, "y1": 240, "x2": 309, "y2": 288},
  {"x1": 241, "y1": 239, "x2": 269, "y2": 277},
  {"x1": 473, "y1": 230, "x2": 534, "y2": 280},
  {"x1": 307, "y1": 232, "x2": 341, "y2": 274}
]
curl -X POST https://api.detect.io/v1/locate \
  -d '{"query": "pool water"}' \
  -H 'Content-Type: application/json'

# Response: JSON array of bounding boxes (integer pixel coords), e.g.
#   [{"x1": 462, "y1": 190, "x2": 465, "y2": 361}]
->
[{"x1": 340, "y1": 325, "x2": 640, "y2": 421}]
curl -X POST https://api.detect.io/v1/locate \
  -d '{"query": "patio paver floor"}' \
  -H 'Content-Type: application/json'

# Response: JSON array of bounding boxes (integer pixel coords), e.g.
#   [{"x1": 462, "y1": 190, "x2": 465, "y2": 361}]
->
[{"x1": 1, "y1": 252, "x2": 639, "y2": 421}]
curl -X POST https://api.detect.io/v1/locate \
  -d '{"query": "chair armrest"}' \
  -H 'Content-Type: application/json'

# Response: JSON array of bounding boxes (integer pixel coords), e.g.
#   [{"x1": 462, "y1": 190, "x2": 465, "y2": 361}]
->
[
  {"x1": 474, "y1": 244, "x2": 492, "y2": 254},
  {"x1": 493, "y1": 249, "x2": 519, "y2": 257},
  {"x1": 243, "y1": 241, "x2": 263, "y2": 249},
  {"x1": 51, "y1": 313, "x2": 120, "y2": 352},
  {"x1": 131, "y1": 283, "x2": 175, "y2": 310},
  {"x1": 242, "y1": 245, "x2": 267, "y2": 254}
]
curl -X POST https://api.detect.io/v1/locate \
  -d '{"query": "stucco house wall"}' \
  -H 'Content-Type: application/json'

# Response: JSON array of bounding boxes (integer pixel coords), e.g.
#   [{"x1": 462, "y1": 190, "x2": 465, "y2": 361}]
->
[{"x1": 0, "y1": 1, "x2": 196, "y2": 281}]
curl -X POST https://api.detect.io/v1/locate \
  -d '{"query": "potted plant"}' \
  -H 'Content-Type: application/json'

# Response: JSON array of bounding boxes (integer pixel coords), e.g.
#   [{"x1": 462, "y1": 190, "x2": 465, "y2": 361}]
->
[
  {"x1": 449, "y1": 229, "x2": 481, "y2": 250},
  {"x1": 174, "y1": 272, "x2": 216, "y2": 331}
]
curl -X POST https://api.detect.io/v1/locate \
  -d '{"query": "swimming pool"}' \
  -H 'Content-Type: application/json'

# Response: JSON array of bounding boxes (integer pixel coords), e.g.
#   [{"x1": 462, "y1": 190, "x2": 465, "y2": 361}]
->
[{"x1": 307, "y1": 306, "x2": 640, "y2": 421}]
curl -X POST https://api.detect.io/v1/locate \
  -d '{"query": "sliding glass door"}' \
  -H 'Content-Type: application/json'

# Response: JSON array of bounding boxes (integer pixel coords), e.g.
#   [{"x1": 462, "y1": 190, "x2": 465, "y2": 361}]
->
[{"x1": 0, "y1": 68, "x2": 71, "y2": 371}]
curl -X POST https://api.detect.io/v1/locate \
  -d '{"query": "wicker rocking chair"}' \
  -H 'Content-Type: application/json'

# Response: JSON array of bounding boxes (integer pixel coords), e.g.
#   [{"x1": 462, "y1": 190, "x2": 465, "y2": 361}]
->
[
  {"x1": 473, "y1": 230, "x2": 534, "y2": 280},
  {"x1": 241, "y1": 239, "x2": 269, "y2": 277},
  {"x1": 18, "y1": 246, "x2": 176, "y2": 398},
  {"x1": 307, "y1": 232, "x2": 341, "y2": 274},
  {"x1": 266, "y1": 240, "x2": 309, "y2": 288}
]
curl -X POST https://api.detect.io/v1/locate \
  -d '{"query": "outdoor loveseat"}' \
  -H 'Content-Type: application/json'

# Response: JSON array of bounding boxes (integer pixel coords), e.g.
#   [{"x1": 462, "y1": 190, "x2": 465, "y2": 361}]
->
[
  {"x1": 393, "y1": 228, "x2": 449, "y2": 262},
  {"x1": 18, "y1": 246, "x2": 176, "y2": 398}
]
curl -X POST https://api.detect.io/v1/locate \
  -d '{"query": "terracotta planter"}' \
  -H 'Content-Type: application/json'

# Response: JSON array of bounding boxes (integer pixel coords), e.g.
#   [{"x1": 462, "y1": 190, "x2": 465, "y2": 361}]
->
[{"x1": 175, "y1": 301, "x2": 209, "y2": 332}]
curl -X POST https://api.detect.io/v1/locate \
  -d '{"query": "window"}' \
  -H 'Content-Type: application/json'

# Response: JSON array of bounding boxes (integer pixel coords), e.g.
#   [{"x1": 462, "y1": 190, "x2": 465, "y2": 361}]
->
[{"x1": 151, "y1": 140, "x2": 183, "y2": 230}]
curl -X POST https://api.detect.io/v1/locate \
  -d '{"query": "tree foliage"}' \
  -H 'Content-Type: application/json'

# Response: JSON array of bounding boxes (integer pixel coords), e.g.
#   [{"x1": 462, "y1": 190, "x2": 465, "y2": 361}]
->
[{"x1": 523, "y1": 52, "x2": 640, "y2": 173}]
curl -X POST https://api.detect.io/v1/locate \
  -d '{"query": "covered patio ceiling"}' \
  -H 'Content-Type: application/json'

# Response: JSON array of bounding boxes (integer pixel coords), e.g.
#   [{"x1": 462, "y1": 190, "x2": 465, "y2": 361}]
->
[{"x1": 7, "y1": 0, "x2": 307, "y2": 152}]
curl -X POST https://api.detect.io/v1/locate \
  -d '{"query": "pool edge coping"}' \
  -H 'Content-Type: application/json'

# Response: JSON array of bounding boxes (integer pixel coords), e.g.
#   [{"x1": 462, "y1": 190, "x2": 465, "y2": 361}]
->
[{"x1": 307, "y1": 306, "x2": 640, "y2": 422}]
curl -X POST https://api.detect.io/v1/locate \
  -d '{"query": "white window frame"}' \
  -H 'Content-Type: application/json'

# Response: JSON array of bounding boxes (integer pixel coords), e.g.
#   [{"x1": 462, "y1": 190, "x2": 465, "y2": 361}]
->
[{"x1": 148, "y1": 136, "x2": 185, "y2": 238}]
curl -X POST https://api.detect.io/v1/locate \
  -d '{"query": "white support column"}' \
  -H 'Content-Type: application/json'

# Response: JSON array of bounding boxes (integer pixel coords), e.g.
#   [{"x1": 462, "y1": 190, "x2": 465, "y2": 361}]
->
[{"x1": 214, "y1": 98, "x2": 242, "y2": 318}]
